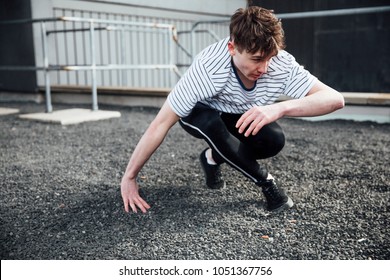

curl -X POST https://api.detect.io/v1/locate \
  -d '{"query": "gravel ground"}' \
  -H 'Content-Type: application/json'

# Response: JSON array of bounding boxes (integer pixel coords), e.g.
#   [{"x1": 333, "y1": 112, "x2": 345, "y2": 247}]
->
[{"x1": 0, "y1": 102, "x2": 389, "y2": 260}]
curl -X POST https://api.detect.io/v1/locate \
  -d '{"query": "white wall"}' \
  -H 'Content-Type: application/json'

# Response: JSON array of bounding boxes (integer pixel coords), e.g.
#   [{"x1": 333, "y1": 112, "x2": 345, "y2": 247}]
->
[
  {"x1": 59, "y1": 0, "x2": 246, "y2": 20},
  {"x1": 30, "y1": 0, "x2": 247, "y2": 89}
]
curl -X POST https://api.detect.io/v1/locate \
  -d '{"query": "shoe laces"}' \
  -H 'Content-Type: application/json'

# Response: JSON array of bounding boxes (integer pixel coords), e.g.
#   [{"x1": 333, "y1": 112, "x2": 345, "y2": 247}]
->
[
  {"x1": 211, "y1": 165, "x2": 223, "y2": 184},
  {"x1": 261, "y1": 180, "x2": 283, "y2": 200}
]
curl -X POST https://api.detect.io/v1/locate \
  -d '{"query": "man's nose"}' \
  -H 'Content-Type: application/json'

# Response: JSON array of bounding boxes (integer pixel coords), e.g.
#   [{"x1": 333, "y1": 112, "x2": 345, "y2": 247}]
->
[{"x1": 257, "y1": 62, "x2": 268, "y2": 73}]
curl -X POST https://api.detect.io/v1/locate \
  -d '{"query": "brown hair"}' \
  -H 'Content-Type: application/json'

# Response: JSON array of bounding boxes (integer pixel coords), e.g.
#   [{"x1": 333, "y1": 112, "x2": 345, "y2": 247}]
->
[{"x1": 229, "y1": 7, "x2": 285, "y2": 56}]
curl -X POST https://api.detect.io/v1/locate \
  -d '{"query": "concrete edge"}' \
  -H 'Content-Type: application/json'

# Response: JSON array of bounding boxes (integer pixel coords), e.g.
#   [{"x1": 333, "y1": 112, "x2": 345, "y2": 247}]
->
[
  {"x1": 19, "y1": 108, "x2": 121, "y2": 125},
  {"x1": 0, "y1": 107, "x2": 20, "y2": 115}
]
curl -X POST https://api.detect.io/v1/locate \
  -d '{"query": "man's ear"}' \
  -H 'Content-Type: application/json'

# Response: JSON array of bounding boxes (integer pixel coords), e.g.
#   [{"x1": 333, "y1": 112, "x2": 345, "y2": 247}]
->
[{"x1": 228, "y1": 41, "x2": 236, "y2": 56}]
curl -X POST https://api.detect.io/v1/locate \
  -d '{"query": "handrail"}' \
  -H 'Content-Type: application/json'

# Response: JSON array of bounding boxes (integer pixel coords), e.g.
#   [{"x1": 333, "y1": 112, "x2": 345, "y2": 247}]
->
[
  {"x1": 0, "y1": 17, "x2": 180, "y2": 112},
  {"x1": 0, "y1": 16, "x2": 178, "y2": 40}
]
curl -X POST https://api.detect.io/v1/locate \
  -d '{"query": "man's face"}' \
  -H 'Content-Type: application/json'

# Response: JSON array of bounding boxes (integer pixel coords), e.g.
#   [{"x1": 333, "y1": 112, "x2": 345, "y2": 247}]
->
[{"x1": 228, "y1": 41, "x2": 275, "y2": 84}]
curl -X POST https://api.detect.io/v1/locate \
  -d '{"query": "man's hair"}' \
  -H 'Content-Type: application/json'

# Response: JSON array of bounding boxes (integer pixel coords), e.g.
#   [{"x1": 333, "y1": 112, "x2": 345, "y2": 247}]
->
[{"x1": 229, "y1": 6, "x2": 285, "y2": 56}]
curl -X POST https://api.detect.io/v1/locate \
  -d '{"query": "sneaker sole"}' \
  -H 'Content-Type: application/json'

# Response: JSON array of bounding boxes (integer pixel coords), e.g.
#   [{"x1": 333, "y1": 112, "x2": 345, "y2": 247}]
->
[
  {"x1": 268, "y1": 196, "x2": 294, "y2": 213},
  {"x1": 207, "y1": 180, "x2": 226, "y2": 189}
]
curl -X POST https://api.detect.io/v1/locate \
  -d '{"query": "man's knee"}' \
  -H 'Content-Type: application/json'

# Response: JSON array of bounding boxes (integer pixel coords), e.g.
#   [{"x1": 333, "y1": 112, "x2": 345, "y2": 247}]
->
[
  {"x1": 269, "y1": 130, "x2": 285, "y2": 156},
  {"x1": 180, "y1": 104, "x2": 228, "y2": 139},
  {"x1": 253, "y1": 123, "x2": 285, "y2": 158}
]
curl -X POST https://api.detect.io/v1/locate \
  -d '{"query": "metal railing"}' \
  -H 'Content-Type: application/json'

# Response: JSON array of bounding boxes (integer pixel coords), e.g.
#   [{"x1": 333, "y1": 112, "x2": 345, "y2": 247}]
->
[
  {"x1": 0, "y1": 16, "x2": 181, "y2": 112},
  {"x1": 1, "y1": 5, "x2": 389, "y2": 112}
]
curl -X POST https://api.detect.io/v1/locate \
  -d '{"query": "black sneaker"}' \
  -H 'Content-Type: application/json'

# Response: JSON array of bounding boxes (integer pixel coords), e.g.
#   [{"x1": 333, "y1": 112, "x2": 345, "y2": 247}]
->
[
  {"x1": 258, "y1": 179, "x2": 294, "y2": 212},
  {"x1": 199, "y1": 148, "x2": 226, "y2": 189}
]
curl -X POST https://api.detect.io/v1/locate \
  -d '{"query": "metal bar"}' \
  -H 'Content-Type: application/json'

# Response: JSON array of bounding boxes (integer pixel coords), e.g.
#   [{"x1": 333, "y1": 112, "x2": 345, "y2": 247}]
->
[
  {"x1": 61, "y1": 16, "x2": 176, "y2": 30},
  {"x1": 81, "y1": 15, "x2": 88, "y2": 85},
  {"x1": 135, "y1": 16, "x2": 142, "y2": 86},
  {"x1": 106, "y1": 25, "x2": 171, "y2": 34},
  {"x1": 0, "y1": 16, "x2": 178, "y2": 30},
  {"x1": 188, "y1": 6, "x2": 390, "y2": 59},
  {"x1": 0, "y1": 17, "x2": 64, "y2": 25},
  {"x1": 120, "y1": 28, "x2": 127, "y2": 86},
  {"x1": 115, "y1": 15, "x2": 121, "y2": 86},
  {"x1": 176, "y1": 41, "x2": 192, "y2": 59},
  {"x1": 0, "y1": 64, "x2": 178, "y2": 71},
  {"x1": 98, "y1": 17, "x2": 105, "y2": 86},
  {"x1": 53, "y1": 14, "x2": 61, "y2": 84},
  {"x1": 41, "y1": 22, "x2": 53, "y2": 113},
  {"x1": 106, "y1": 14, "x2": 113, "y2": 86},
  {"x1": 46, "y1": 26, "x2": 106, "y2": 35},
  {"x1": 168, "y1": 28, "x2": 175, "y2": 86},
  {"x1": 277, "y1": 6, "x2": 390, "y2": 19},
  {"x1": 190, "y1": 27, "x2": 196, "y2": 60},
  {"x1": 72, "y1": 11, "x2": 79, "y2": 85},
  {"x1": 172, "y1": 66, "x2": 182, "y2": 78},
  {"x1": 179, "y1": 28, "x2": 221, "y2": 55},
  {"x1": 63, "y1": 16, "x2": 70, "y2": 85},
  {"x1": 63, "y1": 64, "x2": 179, "y2": 71},
  {"x1": 142, "y1": 16, "x2": 149, "y2": 86},
  {"x1": 90, "y1": 20, "x2": 98, "y2": 111},
  {"x1": 179, "y1": 29, "x2": 221, "y2": 35},
  {"x1": 0, "y1": 66, "x2": 46, "y2": 71},
  {"x1": 188, "y1": 5, "x2": 390, "y2": 28}
]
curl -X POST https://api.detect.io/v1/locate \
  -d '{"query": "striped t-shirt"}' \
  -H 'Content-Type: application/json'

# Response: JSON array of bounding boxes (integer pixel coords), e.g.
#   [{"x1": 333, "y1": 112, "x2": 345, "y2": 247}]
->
[{"x1": 168, "y1": 37, "x2": 317, "y2": 118}]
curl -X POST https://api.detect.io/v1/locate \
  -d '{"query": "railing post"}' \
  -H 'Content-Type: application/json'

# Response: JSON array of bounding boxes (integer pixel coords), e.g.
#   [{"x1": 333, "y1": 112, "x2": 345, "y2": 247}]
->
[
  {"x1": 41, "y1": 22, "x2": 53, "y2": 113},
  {"x1": 190, "y1": 24, "x2": 197, "y2": 60},
  {"x1": 168, "y1": 26, "x2": 179, "y2": 87},
  {"x1": 89, "y1": 20, "x2": 98, "y2": 111},
  {"x1": 120, "y1": 28, "x2": 127, "y2": 86}
]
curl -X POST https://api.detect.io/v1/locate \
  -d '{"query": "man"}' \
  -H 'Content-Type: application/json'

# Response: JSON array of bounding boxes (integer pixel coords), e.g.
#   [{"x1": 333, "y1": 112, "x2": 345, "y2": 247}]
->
[{"x1": 120, "y1": 6, "x2": 344, "y2": 214}]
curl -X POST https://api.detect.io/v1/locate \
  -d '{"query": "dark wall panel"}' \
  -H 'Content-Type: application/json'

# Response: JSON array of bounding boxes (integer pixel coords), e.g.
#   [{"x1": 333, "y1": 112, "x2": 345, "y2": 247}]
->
[
  {"x1": 0, "y1": 0, "x2": 37, "y2": 92},
  {"x1": 250, "y1": 0, "x2": 390, "y2": 92}
]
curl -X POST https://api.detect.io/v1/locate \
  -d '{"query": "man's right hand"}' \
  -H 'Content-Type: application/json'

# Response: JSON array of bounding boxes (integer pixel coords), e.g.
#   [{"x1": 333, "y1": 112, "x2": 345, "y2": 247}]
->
[
  {"x1": 120, "y1": 177, "x2": 151, "y2": 213},
  {"x1": 119, "y1": 101, "x2": 179, "y2": 214}
]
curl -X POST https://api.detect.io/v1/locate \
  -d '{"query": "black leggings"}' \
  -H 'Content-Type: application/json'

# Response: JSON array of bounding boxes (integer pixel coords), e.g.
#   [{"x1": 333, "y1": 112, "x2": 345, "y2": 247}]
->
[{"x1": 179, "y1": 103, "x2": 285, "y2": 184}]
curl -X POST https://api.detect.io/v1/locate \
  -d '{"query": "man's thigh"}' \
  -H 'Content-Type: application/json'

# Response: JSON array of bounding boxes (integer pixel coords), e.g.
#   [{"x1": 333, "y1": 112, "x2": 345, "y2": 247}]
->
[{"x1": 221, "y1": 112, "x2": 285, "y2": 159}]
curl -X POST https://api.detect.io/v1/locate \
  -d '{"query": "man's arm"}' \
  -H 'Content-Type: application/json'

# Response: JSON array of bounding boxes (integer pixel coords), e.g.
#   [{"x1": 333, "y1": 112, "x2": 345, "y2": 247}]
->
[
  {"x1": 121, "y1": 100, "x2": 180, "y2": 213},
  {"x1": 276, "y1": 80, "x2": 345, "y2": 118},
  {"x1": 236, "y1": 80, "x2": 345, "y2": 136}
]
